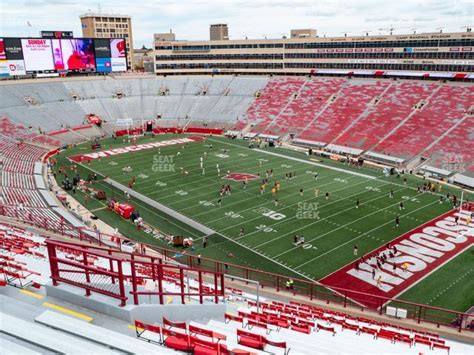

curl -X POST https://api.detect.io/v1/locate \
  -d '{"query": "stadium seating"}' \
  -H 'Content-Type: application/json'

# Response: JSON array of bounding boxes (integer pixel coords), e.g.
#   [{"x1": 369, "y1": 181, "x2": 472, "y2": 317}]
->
[
  {"x1": 262, "y1": 78, "x2": 346, "y2": 135},
  {"x1": 243, "y1": 77, "x2": 305, "y2": 133},
  {"x1": 423, "y1": 116, "x2": 474, "y2": 172},
  {"x1": 333, "y1": 81, "x2": 437, "y2": 150},
  {"x1": 1, "y1": 76, "x2": 473, "y2": 172},
  {"x1": 0, "y1": 134, "x2": 79, "y2": 236},
  {"x1": 1, "y1": 220, "x2": 471, "y2": 354},
  {"x1": 374, "y1": 84, "x2": 474, "y2": 157},
  {"x1": 301, "y1": 79, "x2": 390, "y2": 143}
]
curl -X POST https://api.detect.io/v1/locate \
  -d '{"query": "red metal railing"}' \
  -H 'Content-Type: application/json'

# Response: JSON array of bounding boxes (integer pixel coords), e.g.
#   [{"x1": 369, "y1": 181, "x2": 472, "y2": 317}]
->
[
  {"x1": 46, "y1": 239, "x2": 225, "y2": 307},
  {"x1": 3, "y1": 208, "x2": 473, "y2": 332}
]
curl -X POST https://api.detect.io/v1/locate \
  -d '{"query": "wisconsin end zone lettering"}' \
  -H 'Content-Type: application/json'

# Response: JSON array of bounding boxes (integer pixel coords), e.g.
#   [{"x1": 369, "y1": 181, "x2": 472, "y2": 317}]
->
[
  {"x1": 68, "y1": 136, "x2": 204, "y2": 162},
  {"x1": 320, "y1": 206, "x2": 473, "y2": 308}
]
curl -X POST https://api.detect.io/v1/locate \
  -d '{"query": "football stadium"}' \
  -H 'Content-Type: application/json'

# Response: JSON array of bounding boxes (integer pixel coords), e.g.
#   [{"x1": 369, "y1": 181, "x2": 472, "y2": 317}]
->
[{"x1": 0, "y1": 2, "x2": 473, "y2": 354}]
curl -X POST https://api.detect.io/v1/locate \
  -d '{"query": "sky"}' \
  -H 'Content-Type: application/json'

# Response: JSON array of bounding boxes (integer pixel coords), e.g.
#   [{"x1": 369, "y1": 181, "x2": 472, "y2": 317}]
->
[{"x1": 0, "y1": 0, "x2": 472, "y2": 48}]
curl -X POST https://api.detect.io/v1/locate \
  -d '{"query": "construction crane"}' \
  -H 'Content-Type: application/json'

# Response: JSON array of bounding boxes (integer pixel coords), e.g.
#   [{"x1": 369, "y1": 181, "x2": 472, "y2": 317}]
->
[{"x1": 379, "y1": 26, "x2": 395, "y2": 35}]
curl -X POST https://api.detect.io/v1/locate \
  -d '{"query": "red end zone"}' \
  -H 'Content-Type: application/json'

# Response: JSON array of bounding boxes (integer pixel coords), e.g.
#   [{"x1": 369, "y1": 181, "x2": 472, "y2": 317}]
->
[
  {"x1": 68, "y1": 136, "x2": 204, "y2": 162},
  {"x1": 320, "y1": 205, "x2": 473, "y2": 309}
]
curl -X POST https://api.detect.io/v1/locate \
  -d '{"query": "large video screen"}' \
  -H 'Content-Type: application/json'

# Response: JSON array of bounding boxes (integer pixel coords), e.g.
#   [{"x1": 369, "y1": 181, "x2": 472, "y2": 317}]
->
[
  {"x1": 52, "y1": 39, "x2": 95, "y2": 71},
  {"x1": 0, "y1": 37, "x2": 126, "y2": 76},
  {"x1": 21, "y1": 38, "x2": 55, "y2": 72}
]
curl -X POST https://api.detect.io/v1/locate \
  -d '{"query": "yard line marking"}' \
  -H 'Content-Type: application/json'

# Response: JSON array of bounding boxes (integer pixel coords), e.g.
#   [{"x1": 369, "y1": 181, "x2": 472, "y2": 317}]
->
[
  {"x1": 256, "y1": 185, "x2": 409, "y2": 251},
  {"x1": 255, "y1": 148, "x2": 377, "y2": 180},
  {"x1": 156, "y1": 163, "x2": 341, "y2": 210},
  {"x1": 252, "y1": 146, "x2": 449, "y2": 198},
  {"x1": 296, "y1": 200, "x2": 439, "y2": 268},
  {"x1": 192, "y1": 169, "x2": 361, "y2": 220},
  {"x1": 198, "y1": 178, "x2": 387, "y2": 240},
  {"x1": 215, "y1": 230, "x2": 313, "y2": 281}
]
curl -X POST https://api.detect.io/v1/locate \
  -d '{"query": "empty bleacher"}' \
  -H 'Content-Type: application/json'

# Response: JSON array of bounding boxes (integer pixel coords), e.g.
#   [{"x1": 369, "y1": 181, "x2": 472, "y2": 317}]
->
[
  {"x1": 243, "y1": 77, "x2": 305, "y2": 133},
  {"x1": 267, "y1": 77, "x2": 346, "y2": 135},
  {"x1": 0, "y1": 76, "x2": 472, "y2": 172},
  {"x1": 0, "y1": 134, "x2": 80, "y2": 237},
  {"x1": 302, "y1": 79, "x2": 390, "y2": 144},
  {"x1": 374, "y1": 84, "x2": 474, "y2": 157},
  {"x1": 333, "y1": 81, "x2": 437, "y2": 150}
]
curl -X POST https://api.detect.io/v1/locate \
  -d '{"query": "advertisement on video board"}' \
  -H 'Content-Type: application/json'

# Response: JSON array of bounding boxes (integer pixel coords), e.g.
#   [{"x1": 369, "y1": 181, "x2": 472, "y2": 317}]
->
[
  {"x1": 21, "y1": 38, "x2": 55, "y2": 72},
  {"x1": 110, "y1": 38, "x2": 127, "y2": 71},
  {"x1": 4, "y1": 38, "x2": 24, "y2": 60}
]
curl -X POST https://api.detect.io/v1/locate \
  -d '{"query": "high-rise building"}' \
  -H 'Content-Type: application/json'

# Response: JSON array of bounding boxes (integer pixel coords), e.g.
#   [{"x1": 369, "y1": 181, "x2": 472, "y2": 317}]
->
[
  {"x1": 210, "y1": 24, "x2": 229, "y2": 41},
  {"x1": 80, "y1": 13, "x2": 133, "y2": 69}
]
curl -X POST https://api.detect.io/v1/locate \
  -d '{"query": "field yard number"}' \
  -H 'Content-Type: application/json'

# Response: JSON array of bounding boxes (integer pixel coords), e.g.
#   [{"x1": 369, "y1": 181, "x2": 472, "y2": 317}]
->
[
  {"x1": 302, "y1": 243, "x2": 318, "y2": 250},
  {"x1": 225, "y1": 211, "x2": 244, "y2": 219},
  {"x1": 334, "y1": 178, "x2": 348, "y2": 184},
  {"x1": 155, "y1": 180, "x2": 167, "y2": 187},
  {"x1": 215, "y1": 154, "x2": 229, "y2": 158},
  {"x1": 199, "y1": 200, "x2": 215, "y2": 207},
  {"x1": 262, "y1": 210, "x2": 286, "y2": 221},
  {"x1": 256, "y1": 224, "x2": 277, "y2": 233},
  {"x1": 175, "y1": 190, "x2": 188, "y2": 196},
  {"x1": 109, "y1": 161, "x2": 118, "y2": 166},
  {"x1": 138, "y1": 173, "x2": 149, "y2": 179},
  {"x1": 238, "y1": 153, "x2": 248, "y2": 157},
  {"x1": 402, "y1": 196, "x2": 420, "y2": 203},
  {"x1": 281, "y1": 164, "x2": 292, "y2": 168},
  {"x1": 365, "y1": 186, "x2": 381, "y2": 192}
]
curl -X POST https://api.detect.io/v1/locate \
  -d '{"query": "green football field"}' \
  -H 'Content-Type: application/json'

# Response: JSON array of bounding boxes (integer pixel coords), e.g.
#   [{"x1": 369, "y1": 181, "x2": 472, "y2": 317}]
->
[{"x1": 53, "y1": 134, "x2": 473, "y2": 312}]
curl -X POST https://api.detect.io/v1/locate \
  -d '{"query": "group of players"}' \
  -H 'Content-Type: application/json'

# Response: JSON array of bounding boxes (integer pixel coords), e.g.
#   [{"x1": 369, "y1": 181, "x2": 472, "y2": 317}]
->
[{"x1": 164, "y1": 141, "x2": 469, "y2": 249}]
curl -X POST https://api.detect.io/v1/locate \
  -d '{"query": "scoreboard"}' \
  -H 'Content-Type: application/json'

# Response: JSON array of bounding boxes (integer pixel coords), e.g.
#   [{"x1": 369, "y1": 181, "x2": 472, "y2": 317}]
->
[{"x1": 0, "y1": 36, "x2": 128, "y2": 76}]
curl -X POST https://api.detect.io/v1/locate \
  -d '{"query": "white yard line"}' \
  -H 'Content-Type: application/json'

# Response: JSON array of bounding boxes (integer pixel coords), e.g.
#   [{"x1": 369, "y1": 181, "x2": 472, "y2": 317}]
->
[
  {"x1": 213, "y1": 230, "x2": 315, "y2": 282},
  {"x1": 295, "y1": 200, "x2": 439, "y2": 268},
  {"x1": 256, "y1": 149, "x2": 377, "y2": 179},
  {"x1": 256, "y1": 185, "x2": 409, "y2": 251}
]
